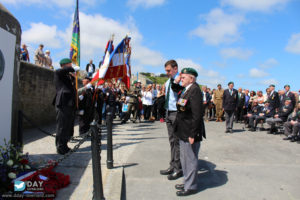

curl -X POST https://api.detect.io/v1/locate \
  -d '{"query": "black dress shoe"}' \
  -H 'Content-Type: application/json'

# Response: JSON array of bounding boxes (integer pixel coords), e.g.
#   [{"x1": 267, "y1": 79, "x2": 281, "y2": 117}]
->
[
  {"x1": 229, "y1": 129, "x2": 233, "y2": 133},
  {"x1": 175, "y1": 184, "x2": 184, "y2": 190},
  {"x1": 57, "y1": 147, "x2": 70, "y2": 155},
  {"x1": 167, "y1": 171, "x2": 183, "y2": 180},
  {"x1": 176, "y1": 189, "x2": 197, "y2": 196},
  {"x1": 283, "y1": 136, "x2": 292, "y2": 140},
  {"x1": 225, "y1": 129, "x2": 230, "y2": 133},
  {"x1": 160, "y1": 167, "x2": 173, "y2": 175}
]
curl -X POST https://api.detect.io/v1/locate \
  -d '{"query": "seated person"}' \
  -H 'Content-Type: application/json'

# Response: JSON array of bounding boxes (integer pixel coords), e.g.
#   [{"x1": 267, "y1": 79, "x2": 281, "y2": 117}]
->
[
  {"x1": 246, "y1": 100, "x2": 262, "y2": 131},
  {"x1": 266, "y1": 98, "x2": 294, "y2": 134},
  {"x1": 283, "y1": 101, "x2": 300, "y2": 142},
  {"x1": 254, "y1": 101, "x2": 275, "y2": 131}
]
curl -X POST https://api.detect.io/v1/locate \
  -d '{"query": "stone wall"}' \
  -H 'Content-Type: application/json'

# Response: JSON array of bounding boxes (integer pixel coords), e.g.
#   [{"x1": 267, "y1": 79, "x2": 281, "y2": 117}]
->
[{"x1": 19, "y1": 62, "x2": 56, "y2": 128}]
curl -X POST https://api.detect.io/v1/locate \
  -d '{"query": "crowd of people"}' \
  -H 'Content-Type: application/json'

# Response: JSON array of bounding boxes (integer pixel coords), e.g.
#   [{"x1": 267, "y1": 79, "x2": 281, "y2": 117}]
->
[
  {"x1": 53, "y1": 57, "x2": 299, "y2": 196},
  {"x1": 20, "y1": 43, "x2": 53, "y2": 69}
]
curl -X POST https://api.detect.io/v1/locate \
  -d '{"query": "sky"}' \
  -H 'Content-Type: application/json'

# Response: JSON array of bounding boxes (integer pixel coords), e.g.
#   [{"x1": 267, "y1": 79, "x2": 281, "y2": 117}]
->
[{"x1": 2, "y1": 0, "x2": 300, "y2": 91}]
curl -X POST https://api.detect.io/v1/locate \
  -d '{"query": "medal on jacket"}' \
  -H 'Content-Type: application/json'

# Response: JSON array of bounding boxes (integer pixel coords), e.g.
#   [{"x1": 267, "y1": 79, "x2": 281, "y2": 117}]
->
[{"x1": 178, "y1": 98, "x2": 187, "y2": 106}]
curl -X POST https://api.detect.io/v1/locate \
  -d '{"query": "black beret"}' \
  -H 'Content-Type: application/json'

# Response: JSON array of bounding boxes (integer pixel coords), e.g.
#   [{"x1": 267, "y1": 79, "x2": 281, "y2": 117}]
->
[{"x1": 181, "y1": 68, "x2": 198, "y2": 77}]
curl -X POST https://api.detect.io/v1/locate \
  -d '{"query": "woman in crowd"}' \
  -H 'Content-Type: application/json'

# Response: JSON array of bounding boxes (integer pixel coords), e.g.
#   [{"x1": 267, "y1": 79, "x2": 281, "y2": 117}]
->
[
  {"x1": 156, "y1": 85, "x2": 166, "y2": 122},
  {"x1": 142, "y1": 85, "x2": 153, "y2": 120}
]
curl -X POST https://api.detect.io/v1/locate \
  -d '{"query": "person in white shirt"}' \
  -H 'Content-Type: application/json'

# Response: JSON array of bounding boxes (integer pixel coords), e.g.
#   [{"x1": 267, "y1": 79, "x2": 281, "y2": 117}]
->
[
  {"x1": 142, "y1": 85, "x2": 153, "y2": 120},
  {"x1": 85, "y1": 60, "x2": 95, "y2": 77}
]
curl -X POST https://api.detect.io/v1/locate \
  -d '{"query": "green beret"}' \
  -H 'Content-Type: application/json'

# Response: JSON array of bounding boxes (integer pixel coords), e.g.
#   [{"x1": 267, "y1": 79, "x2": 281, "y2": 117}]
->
[
  {"x1": 59, "y1": 58, "x2": 72, "y2": 65},
  {"x1": 269, "y1": 84, "x2": 275, "y2": 87},
  {"x1": 228, "y1": 81, "x2": 234, "y2": 86},
  {"x1": 181, "y1": 68, "x2": 198, "y2": 77},
  {"x1": 284, "y1": 84, "x2": 290, "y2": 88},
  {"x1": 217, "y1": 84, "x2": 221, "y2": 87},
  {"x1": 133, "y1": 80, "x2": 137, "y2": 84},
  {"x1": 285, "y1": 97, "x2": 291, "y2": 101}
]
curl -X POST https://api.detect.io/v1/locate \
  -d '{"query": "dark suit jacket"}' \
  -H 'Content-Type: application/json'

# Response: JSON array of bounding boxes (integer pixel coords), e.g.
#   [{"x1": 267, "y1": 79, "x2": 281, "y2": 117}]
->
[
  {"x1": 172, "y1": 82, "x2": 206, "y2": 142},
  {"x1": 268, "y1": 91, "x2": 280, "y2": 109},
  {"x1": 86, "y1": 63, "x2": 95, "y2": 73},
  {"x1": 222, "y1": 88, "x2": 238, "y2": 111},
  {"x1": 237, "y1": 92, "x2": 245, "y2": 108},
  {"x1": 278, "y1": 104, "x2": 293, "y2": 121},
  {"x1": 285, "y1": 92, "x2": 296, "y2": 108},
  {"x1": 53, "y1": 67, "x2": 76, "y2": 108},
  {"x1": 203, "y1": 91, "x2": 211, "y2": 106}
]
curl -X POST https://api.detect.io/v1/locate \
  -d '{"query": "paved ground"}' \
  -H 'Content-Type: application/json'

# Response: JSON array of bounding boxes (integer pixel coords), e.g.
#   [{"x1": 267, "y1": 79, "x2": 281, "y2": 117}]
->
[{"x1": 23, "y1": 119, "x2": 300, "y2": 200}]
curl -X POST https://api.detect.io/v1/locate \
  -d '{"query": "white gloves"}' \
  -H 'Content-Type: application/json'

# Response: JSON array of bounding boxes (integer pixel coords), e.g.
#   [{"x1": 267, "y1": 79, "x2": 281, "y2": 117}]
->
[
  {"x1": 73, "y1": 66, "x2": 81, "y2": 72},
  {"x1": 85, "y1": 83, "x2": 92, "y2": 89}
]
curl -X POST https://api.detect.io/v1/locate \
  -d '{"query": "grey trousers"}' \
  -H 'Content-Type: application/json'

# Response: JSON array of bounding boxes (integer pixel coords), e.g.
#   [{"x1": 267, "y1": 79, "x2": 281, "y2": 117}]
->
[
  {"x1": 266, "y1": 118, "x2": 282, "y2": 129},
  {"x1": 225, "y1": 110, "x2": 235, "y2": 130},
  {"x1": 284, "y1": 121, "x2": 300, "y2": 136},
  {"x1": 180, "y1": 140, "x2": 200, "y2": 190},
  {"x1": 166, "y1": 111, "x2": 181, "y2": 171}
]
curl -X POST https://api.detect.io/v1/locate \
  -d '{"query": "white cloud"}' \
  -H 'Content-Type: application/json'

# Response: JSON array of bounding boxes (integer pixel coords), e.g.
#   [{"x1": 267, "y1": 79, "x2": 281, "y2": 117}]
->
[
  {"x1": 259, "y1": 58, "x2": 279, "y2": 68},
  {"x1": 249, "y1": 68, "x2": 269, "y2": 78},
  {"x1": 285, "y1": 33, "x2": 300, "y2": 54},
  {"x1": 176, "y1": 58, "x2": 226, "y2": 88},
  {"x1": 221, "y1": 0, "x2": 290, "y2": 12},
  {"x1": 220, "y1": 47, "x2": 253, "y2": 60},
  {"x1": 127, "y1": 0, "x2": 166, "y2": 9},
  {"x1": 22, "y1": 23, "x2": 61, "y2": 48},
  {"x1": 260, "y1": 78, "x2": 279, "y2": 86},
  {"x1": 190, "y1": 8, "x2": 245, "y2": 45},
  {"x1": 22, "y1": 12, "x2": 164, "y2": 69}
]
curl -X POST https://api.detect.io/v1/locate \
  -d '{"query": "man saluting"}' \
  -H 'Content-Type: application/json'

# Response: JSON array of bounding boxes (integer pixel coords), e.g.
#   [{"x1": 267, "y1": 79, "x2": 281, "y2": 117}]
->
[
  {"x1": 171, "y1": 68, "x2": 206, "y2": 196},
  {"x1": 53, "y1": 58, "x2": 80, "y2": 155}
]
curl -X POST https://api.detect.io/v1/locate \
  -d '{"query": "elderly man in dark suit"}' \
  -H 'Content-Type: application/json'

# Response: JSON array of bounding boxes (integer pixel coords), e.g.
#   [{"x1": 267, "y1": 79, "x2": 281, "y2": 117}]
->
[
  {"x1": 222, "y1": 81, "x2": 238, "y2": 133},
  {"x1": 235, "y1": 87, "x2": 245, "y2": 123},
  {"x1": 171, "y1": 68, "x2": 206, "y2": 196},
  {"x1": 53, "y1": 58, "x2": 80, "y2": 155},
  {"x1": 268, "y1": 84, "x2": 280, "y2": 111},
  {"x1": 284, "y1": 84, "x2": 296, "y2": 109}
]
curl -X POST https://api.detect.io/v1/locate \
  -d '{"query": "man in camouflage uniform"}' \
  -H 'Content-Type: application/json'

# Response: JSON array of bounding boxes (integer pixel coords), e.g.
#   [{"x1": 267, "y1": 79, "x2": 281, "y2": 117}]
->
[{"x1": 213, "y1": 84, "x2": 224, "y2": 122}]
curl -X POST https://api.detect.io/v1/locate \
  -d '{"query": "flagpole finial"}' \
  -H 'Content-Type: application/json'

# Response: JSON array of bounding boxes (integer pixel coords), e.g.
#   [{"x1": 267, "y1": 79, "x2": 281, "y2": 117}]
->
[{"x1": 111, "y1": 34, "x2": 115, "y2": 41}]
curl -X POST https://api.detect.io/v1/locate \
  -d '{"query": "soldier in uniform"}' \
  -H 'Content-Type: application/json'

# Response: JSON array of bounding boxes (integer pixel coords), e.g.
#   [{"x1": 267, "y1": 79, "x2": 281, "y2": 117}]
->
[
  {"x1": 121, "y1": 82, "x2": 141, "y2": 124},
  {"x1": 53, "y1": 58, "x2": 80, "y2": 155},
  {"x1": 266, "y1": 98, "x2": 293, "y2": 134},
  {"x1": 283, "y1": 101, "x2": 300, "y2": 142},
  {"x1": 213, "y1": 84, "x2": 224, "y2": 122},
  {"x1": 78, "y1": 77, "x2": 94, "y2": 135},
  {"x1": 171, "y1": 68, "x2": 206, "y2": 196},
  {"x1": 222, "y1": 82, "x2": 238, "y2": 133}
]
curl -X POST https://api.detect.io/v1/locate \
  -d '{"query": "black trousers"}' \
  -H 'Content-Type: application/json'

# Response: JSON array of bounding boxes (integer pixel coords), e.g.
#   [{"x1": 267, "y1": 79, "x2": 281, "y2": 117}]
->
[
  {"x1": 55, "y1": 106, "x2": 75, "y2": 149},
  {"x1": 235, "y1": 106, "x2": 244, "y2": 122},
  {"x1": 166, "y1": 111, "x2": 181, "y2": 172},
  {"x1": 143, "y1": 104, "x2": 152, "y2": 120}
]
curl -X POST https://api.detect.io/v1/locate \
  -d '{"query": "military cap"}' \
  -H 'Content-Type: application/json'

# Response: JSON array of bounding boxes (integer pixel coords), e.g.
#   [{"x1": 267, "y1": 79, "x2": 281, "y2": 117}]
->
[
  {"x1": 181, "y1": 68, "x2": 198, "y2": 77},
  {"x1": 284, "y1": 84, "x2": 290, "y2": 88},
  {"x1": 269, "y1": 84, "x2": 275, "y2": 87},
  {"x1": 133, "y1": 80, "x2": 137, "y2": 84},
  {"x1": 59, "y1": 58, "x2": 72, "y2": 65},
  {"x1": 228, "y1": 81, "x2": 234, "y2": 86},
  {"x1": 217, "y1": 84, "x2": 221, "y2": 87}
]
